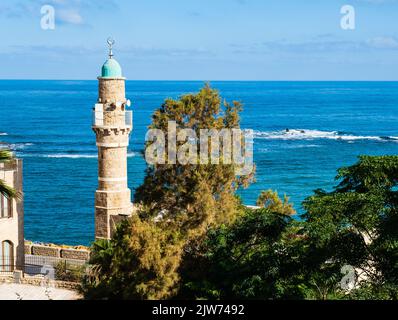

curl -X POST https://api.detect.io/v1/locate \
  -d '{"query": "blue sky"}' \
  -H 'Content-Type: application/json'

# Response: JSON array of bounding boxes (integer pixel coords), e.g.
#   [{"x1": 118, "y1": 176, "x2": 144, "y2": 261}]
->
[{"x1": 1, "y1": 0, "x2": 398, "y2": 80}]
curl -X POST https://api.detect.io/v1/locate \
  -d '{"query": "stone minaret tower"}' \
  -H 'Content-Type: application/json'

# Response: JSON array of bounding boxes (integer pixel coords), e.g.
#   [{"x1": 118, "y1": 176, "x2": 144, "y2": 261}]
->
[{"x1": 92, "y1": 39, "x2": 133, "y2": 240}]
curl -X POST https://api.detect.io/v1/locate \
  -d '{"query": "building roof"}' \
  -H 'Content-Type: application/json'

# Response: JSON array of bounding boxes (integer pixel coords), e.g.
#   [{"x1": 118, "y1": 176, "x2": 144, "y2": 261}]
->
[{"x1": 101, "y1": 58, "x2": 122, "y2": 78}]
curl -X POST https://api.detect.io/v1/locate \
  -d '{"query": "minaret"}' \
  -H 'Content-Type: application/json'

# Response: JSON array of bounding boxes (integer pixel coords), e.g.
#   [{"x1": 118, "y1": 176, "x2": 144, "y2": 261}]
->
[{"x1": 92, "y1": 38, "x2": 133, "y2": 240}]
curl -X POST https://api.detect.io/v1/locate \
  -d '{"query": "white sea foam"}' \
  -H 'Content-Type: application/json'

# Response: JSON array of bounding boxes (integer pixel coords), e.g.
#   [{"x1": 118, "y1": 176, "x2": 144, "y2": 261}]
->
[
  {"x1": 283, "y1": 144, "x2": 322, "y2": 149},
  {"x1": 38, "y1": 152, "x2": 139, "y2": 159},
  {"x1": 127, "y1": 152, "x2": 139, "y2": 157},
  {"x1": 46, "y1": 154, "x2": 97, "y2": 159},
  {"x1": 9, "y1": 143, "x2": 34, "y2": 150},
  {"x1": 253, "y1": 129, "x2": 398, "y2": 142},
  {"x1": 0, "y1": 142, "x2": 34, "y2": 150}
]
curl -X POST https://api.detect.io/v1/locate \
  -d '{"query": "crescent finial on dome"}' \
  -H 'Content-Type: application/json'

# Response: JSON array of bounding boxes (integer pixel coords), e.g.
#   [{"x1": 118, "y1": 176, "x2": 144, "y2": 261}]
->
[
  {"x1": 101, "y1": 38, "x2": 122, "y2": 78},
  {"x1": 107, "y1": 37, "x2": 115, "y2": 59}
]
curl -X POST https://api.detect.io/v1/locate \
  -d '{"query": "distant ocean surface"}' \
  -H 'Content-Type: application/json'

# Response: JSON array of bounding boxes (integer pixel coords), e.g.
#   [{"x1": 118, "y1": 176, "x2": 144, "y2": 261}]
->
[{"x1": 1, "y1": 81, "x2": 398, "y2": 246}]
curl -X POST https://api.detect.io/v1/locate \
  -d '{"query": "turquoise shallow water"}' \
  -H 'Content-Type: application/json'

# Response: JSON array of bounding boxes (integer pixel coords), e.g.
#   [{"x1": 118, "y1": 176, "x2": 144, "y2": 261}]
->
[{"x1": 1, "y1": 81, "x2": 398, "y2": 245}]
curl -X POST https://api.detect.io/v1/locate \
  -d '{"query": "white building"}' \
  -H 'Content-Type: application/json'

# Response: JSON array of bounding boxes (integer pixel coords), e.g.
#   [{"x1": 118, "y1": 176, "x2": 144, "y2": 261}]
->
[{"x1": 0, "y1": 158, "x2": 24, "y2": 272}]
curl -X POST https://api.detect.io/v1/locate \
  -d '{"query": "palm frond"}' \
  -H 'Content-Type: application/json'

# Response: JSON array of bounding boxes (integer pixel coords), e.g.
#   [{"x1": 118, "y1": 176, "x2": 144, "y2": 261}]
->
[
  {"x1": 0, "y1": 149, "x2": 13, "y2": 162},
  {"x1": 0, "y1": 148, "x2": 21, "y2": 199},
  {"x1": 0, "y1": 179, "x2": 21, "y2": 200}
]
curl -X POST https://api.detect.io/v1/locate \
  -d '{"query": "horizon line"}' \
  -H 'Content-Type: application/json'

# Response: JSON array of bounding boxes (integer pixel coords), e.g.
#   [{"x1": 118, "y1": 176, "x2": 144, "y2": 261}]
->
[{"x1": 1, "y1": 79, "x2": 398, "y2": 82}]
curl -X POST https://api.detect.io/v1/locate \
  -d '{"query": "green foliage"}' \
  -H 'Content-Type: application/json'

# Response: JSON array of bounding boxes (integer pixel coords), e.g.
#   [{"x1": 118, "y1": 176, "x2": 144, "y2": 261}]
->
[
  {"x1": 85, "y1": 153, "x2": 398, "y2": 300},
  {"x1": 301, "y1": 155, "x2": 398, "y2": 299},
  {"x1": 178, "y1": 207, "x2": 305, "y2": 300},
  {"x1": 0, "y1": 149, "x2": 20, "y2": 199},
  {"x1": 256, "y1": 189, "x2": 296, "y2": 215},
  {"x1": 178, "y1": 155, "x2": 398, "y2": 300},
  {"x1": 54, "y1": 260, "x2": 86, "y2": 283},
  {"x1": 347, "y1": 283, "x2": 398, "y2": 300},
  {"x1": 135, "y1": 83, "x2": 254, "y2": 237},
  {"x1": 83, "y1": 217, "x2": 184, "y2": 299}
]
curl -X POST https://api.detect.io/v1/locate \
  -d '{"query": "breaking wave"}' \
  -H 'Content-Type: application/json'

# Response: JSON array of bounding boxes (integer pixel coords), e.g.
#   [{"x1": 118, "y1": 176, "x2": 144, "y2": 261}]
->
[
  {"x1": 23, "y1": 152, "x2": 139, "y2": 159},
  {"x1": 253, "y1": 129, "x2": 398, "y2": 142},
  {"x1": 0, "y1": 142, "x2": 34, "y2": 150},
  {"x1": 10, "y1": 143, "x2": 34, "y2": 150},
  {"x1": 46, "y1": 154, "x2": 97, "y2": 159}
]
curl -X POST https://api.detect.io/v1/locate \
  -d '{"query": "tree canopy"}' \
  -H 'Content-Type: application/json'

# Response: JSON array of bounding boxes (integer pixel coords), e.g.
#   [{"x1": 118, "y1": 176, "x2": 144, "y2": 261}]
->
[
  {"x1": 135, "y1": 84, "x2": 254, "y2": 238},
  {"x1": 301, "y1": 155, "x2": 398, "y2": 299}
]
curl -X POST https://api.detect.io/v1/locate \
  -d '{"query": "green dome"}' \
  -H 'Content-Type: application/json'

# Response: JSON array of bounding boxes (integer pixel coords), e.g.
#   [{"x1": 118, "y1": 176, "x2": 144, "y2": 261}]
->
[{"x1": 101, "y1": 58, "x2": 122, "y2": 77}]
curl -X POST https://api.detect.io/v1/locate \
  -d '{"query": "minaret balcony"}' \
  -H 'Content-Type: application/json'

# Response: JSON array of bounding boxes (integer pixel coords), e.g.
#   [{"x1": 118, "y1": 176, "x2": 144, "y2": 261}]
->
[{"x1": 92, "y1": 110, "x2": 133, "y2": 129}]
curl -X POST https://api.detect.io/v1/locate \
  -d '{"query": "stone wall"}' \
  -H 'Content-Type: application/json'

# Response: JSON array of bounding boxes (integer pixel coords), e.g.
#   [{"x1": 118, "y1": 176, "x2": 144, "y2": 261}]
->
[
  {"x1": 0, "y1": 273, "x2": 82, "y2": 291},
  {"x1": 30, "y1": 244, "x2": 60, "y2": 257},
  {"x1": 25, "y1": 241, "x2": 90, "y2": 261},
  {"x1": 60, "y1": 248, "x2": 90, "y2": 261},
  {"x1": 98, "y1": 77, "x2": 125, "y2": 103}
]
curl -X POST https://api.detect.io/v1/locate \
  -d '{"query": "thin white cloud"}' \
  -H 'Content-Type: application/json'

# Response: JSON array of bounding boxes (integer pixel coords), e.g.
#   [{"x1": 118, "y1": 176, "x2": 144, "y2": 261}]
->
[
  {"x1": 354, "y1": 0, "x2": 398, "y2": 3},
  {"x1": 57, "y1": 8, "x2": 83, "y2": 25},
  {"x1": 366, "y1": 36, "x2": 398, "y2": 49},
  {"x1": 230, "y1": 35, "x2": 398, "y2": 55},
  {"x1": 5, "y1": 44, "x2": 214, "y2": 60},
  {"x1": 0, "y1": 0, "x2": 117, "y2": 25}
]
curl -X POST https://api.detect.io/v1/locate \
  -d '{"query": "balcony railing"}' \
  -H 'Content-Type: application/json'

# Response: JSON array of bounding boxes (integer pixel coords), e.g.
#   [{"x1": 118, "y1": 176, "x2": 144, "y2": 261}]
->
[
  {"x1": 1, "y1": 255, "x2": 88, "y2": 283},
  {"x1": 92, "y1": 110, "x2": 132, "y2": 128}
]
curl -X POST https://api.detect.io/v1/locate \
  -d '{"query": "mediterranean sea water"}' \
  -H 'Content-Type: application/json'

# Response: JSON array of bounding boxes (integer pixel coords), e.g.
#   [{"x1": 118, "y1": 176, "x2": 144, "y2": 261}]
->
[{"x1": 1, "y1": 81, "x2": 398, "y2": 245}]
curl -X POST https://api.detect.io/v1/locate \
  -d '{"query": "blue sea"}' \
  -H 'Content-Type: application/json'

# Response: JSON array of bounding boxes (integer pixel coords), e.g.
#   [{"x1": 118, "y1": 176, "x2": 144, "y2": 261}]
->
[{"x1": 1, "y1": 81, "x2": 398, "y2": 246}]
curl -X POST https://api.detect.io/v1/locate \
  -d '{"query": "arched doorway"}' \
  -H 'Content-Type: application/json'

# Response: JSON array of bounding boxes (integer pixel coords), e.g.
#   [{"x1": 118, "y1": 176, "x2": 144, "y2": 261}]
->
[{"x1": 0, "y1": 240, "x2": 14, "y2": 272}]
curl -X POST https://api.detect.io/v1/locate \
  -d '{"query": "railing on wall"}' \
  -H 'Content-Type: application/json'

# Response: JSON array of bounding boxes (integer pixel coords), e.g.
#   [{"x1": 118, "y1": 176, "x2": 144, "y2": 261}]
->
[{"x1": 0, "y1": 255, "x2": 88, "y2": 283}]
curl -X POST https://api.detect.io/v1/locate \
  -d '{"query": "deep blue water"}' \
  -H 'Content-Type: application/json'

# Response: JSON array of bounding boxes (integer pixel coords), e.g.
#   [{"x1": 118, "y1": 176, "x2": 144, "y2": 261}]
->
[{"x1": 1, "y1": 81, "x2": 398, "y2": 246}]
